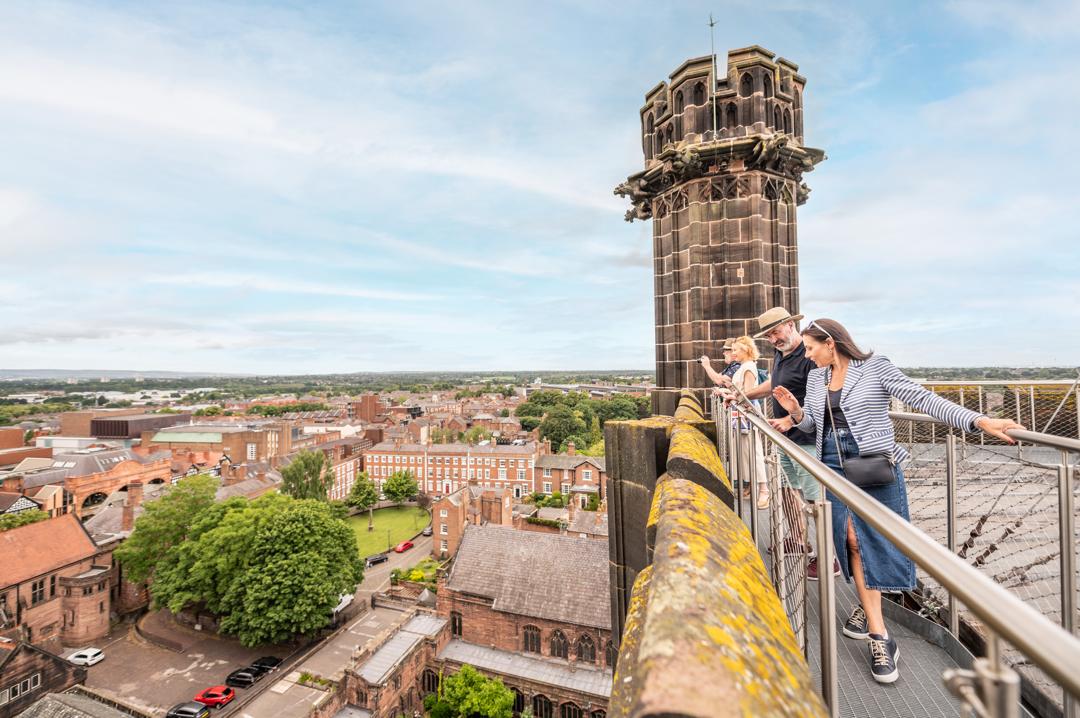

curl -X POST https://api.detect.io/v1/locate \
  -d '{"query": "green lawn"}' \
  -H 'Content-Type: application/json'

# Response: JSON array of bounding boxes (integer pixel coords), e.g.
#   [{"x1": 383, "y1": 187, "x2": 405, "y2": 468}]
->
[{"x1": 348, "y1": 506, "x2": 430, "y2": 558}]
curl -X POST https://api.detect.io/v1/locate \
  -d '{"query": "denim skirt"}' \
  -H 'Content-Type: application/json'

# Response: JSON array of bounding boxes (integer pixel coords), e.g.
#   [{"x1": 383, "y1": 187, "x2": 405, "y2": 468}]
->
[{"x1": 821, "y1": 428, "x2": 916, "y2": 592}]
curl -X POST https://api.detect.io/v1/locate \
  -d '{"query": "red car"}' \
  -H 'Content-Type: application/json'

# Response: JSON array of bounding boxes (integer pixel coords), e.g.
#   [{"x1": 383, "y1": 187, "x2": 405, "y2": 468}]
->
[
  {"x1": 393, "y1": 541, "x2": 414, "y2": 553},
  {"x1": 194, "y1": 686, "x2": 235, "y2": 708}
]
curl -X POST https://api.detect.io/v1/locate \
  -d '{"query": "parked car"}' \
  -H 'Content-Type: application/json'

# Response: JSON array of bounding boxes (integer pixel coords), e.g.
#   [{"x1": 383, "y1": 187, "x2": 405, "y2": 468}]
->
[
  {"x1": 365, "y1": 553, "x2": 389, "y2": 568},
  {"x1": 225, "y1": 668, "x2": 262, "y2": 688},
  {"x1": 393, "y1": 540, "x2": 414, "y2": 553},
  {"x1": 251, "y1": 656, "x2": 283, "y2": 673},
  {"x1": 166, "y1": 703, "x2": 211, "y2": 718},
  {"x1": 421, "y1": 525, "x2": 433, "y2": 537},
  {"x1": 193, "y1": 686, "x2": 234, "y2": 708},
  {"x1": 68, "y1": 648, "x2": 104, "y2": 666}
]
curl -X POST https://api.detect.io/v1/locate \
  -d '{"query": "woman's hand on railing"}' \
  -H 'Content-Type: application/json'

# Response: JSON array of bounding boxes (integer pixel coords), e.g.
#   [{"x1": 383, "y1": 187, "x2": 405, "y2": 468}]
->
[
  {"x1": 772, "y1": 386, "x2": 802, "y2": 419},
  {"x1": 975, "y1": 416, "x2": 1026, "y2": 444},
  {"x1": 769, "y1": 416, "x2": 795, "y2": 433}
]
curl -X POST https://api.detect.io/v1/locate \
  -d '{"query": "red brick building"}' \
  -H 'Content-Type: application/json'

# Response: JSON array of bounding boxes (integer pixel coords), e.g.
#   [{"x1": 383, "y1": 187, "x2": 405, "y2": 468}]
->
[
  {"x1": 534, "y1": 447, "x2": 607, "y2": 509},
  {"x1": 0, "y1": 515, "x2": 113, "y2": 652},
  {"x1": 364, "y1": 441, "x2": 537, "y2": 499},
  {"x1": 430, "y1": 485, "x2": 516, "y2": 558},
  {"x1": 435, "y1": 525, "x2": 612, "y2": 718},
  {"x1": 321, "y1": 525, "x2": 612, "y2": 718}
]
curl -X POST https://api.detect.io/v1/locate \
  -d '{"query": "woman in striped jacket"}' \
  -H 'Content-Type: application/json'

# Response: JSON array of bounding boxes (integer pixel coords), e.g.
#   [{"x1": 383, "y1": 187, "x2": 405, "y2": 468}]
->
[{"x1": 770, "y1": 318, "x2": 1021, "y2": 684}]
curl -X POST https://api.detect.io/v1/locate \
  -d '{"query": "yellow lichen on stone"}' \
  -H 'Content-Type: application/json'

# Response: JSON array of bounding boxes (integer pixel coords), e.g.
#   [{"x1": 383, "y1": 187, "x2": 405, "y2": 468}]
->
[{"x1": 667, "y1": 424, "x2": 731, "y2": 492}]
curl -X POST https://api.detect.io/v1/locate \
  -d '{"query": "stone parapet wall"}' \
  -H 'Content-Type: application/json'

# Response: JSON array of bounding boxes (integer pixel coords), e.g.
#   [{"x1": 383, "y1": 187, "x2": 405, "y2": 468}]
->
[{"x1": 604, "y1": 390, "x2": 825, "y2": 717}]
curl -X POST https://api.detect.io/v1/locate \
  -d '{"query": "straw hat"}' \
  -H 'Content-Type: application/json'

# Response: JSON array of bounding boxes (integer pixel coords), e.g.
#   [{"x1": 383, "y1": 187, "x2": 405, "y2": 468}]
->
[
  {"x1": 721, "y1": 338, "x2": 735, "y2": 350},
  {"x1": 753, "y1": 307, "x2": 804, "y2": 338}
]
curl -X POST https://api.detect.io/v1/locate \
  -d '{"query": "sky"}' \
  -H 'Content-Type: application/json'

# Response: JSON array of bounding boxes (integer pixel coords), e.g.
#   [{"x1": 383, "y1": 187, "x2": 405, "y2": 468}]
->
[{"x1": 0, "y1": 0, "x2": 1077, "y2": 374}]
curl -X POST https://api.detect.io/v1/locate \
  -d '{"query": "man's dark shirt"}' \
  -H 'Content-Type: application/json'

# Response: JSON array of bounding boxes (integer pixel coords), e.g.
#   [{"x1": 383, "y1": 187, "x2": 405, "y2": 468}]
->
[
  {"x1": 722, "y1": 363, "x2": 740, "y2": 378},
  {"x1": 771, "y1": 342, "x2": 816, "y2": 445}
]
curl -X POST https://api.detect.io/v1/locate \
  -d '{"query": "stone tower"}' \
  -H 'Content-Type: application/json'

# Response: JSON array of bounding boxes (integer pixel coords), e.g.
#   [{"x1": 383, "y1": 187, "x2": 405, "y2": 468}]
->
[{"x1": 616, "y1": 46, "x2": 825, "y2": 390}]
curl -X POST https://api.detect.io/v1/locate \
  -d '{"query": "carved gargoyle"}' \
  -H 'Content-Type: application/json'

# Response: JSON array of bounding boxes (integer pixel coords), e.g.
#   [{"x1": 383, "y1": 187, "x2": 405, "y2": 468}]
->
[
  {"x1": 614, "y1": 178, "x2": 651, "y2": 204},
  {"x1": 670, "y1": 146, "x2": 703, "y2": 180},
  {"x1": 747, "y1": 133, "x2": 790, "y2": 171},
  {"x1": 796, "y1": 182, "x2": 811, "y2": 205},
  {"x1": 623, "y1": 203, "x2": 652, "y2": 222}
]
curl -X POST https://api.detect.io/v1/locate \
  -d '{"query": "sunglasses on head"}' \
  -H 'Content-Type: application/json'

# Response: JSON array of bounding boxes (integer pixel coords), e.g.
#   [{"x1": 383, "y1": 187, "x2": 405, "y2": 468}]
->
[{"x1": 805, "y1": 319, "x2": 833, "y2": 342}]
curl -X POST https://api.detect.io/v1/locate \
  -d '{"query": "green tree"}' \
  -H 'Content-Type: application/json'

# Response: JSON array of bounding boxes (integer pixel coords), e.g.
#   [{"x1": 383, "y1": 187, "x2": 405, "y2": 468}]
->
[
  {"x1": 539, "y1": 405, "x2": 586, "y2": 451},
  {"x1": 498, "y1": 408, "x2": 510, "y2": 417},
  {"x1": 580, "y1": 439, "x2": 605, "y2": 457},
  {"x1": 346, "y1": 471, "x2": 380, "y2": 531},
  {"x1": 23, "y1": 429, "x2": 33, "y2": 445},
  {"x1": 0, "y1": 509, "x2": 49, "y2": 533},
  {"x1": 383, "y1": 470, "x2": 418, "y2": 505},
  {"x1": 585, "y1": 493, "x2": 600, "y2": 511},
  {"x1": 115, "y1": 473, "x2": 218, "y2": 584},
  {"x1": 462, "y1": 426, "x2": 492, "y2": 445},
  {"x1": 194, "y1": 405, "x2": 223, "y2": 417},
  {"x1": 280, "y1": 450, "x2": 332, "y2": 501},
  {"x1": 424, "y1": 664, "x2": 514, "y2": 718},
  {"x1": 519, "y1": 415, "x2": 541, "y2": 432},
  {"x1": 150, "y1": 493, "x2": 363, "y2": 646}
]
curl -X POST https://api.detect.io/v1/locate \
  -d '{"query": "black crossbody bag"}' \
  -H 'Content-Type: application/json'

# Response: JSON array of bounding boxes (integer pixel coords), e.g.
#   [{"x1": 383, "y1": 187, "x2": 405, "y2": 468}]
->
[{"x1": 826, "y1": 384, "x2": 895, "y2": 489}]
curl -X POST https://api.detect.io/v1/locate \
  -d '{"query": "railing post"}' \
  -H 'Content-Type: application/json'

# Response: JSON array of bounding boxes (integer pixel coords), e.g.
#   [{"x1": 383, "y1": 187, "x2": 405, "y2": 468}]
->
[
  {"x1": 1060, "y1": 452, "x2": 1077, "y2": 718},
  {"x1": 945, "y1": 632, "x2": 1021, "y2": 718},
  {"x1": 979, "y1": 386, "x2": 986, "y2": 446},
  {"x1": 748, "y1": 424, "x2": 759, "y2": 545},
  {"x1": 947, "y1": 433, "x2": 960, "y2": 638},
  {"x1": 814, "y1": 499, "x2": 838, "y2": 718},
  {"x1": 1014, "y1": 388, "x2": 1024, "y2": 460},
  {"x1": 732, "y1": 412, "x2": 743, "y2": 519}
]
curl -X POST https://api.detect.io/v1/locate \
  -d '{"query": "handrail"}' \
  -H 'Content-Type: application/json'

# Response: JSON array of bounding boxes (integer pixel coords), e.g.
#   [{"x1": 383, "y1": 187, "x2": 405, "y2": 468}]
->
[
  {"x1": 889, "y1": 410, "x2": 1080, "y2": 454},
  {"x1": 737, "y1": 407, "x2": 1080, "y2": 701}
]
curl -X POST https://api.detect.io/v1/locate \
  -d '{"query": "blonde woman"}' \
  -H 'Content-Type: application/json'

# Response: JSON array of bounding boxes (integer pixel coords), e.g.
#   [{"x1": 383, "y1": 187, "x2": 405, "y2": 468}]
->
[{"x1": 727, "y1": 336, "x2": 770, "y2": 509}]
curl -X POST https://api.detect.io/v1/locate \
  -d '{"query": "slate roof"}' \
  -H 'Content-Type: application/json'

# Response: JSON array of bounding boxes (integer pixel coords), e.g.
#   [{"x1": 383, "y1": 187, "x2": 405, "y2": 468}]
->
[
  {"x1": 13, "y1": 691, "x2": 136, "y2": 718},
  {"x1": 447, "y1": 524, "x2": 609, "y2": 629},
  {"x1": 0, "y1": 514, "x2": 98, "y2": 587},
  {"x1": 0, "y1": 492, "x2": 38, "y2": 513},
  {"x1": 356, "y1": 613, "x2": 447, "y2": 685},
  {"x1": 536, "y1": 507, "x2": 567, "y2": 521},
  {"x1": 535, "y1": 455, "x2": 605, "y2": 471},
  {"x1": 567, "y1": 510, "x2": 609, "y2": 538},
  {"x1": 438, "y1": 640, "x2": 612, "y2": 698}
]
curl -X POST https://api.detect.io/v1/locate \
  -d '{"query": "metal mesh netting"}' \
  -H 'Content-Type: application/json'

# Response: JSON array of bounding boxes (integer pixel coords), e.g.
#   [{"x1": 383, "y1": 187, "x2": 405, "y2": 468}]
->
[{"x1": 895, "y1": 389, "x2": 1080, "y2": 713}]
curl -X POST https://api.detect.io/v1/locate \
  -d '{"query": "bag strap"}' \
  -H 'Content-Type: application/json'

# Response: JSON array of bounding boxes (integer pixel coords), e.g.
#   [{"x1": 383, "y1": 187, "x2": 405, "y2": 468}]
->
[{"x1": 826, "y1": 377, "x2": 844, "y2": 470}]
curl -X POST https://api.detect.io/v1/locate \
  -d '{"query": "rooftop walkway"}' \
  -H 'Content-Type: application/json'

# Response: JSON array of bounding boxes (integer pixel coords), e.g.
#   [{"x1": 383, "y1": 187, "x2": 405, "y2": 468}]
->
[{"x1": 736, "y1": 498, "x2": 981, "y2": 717}]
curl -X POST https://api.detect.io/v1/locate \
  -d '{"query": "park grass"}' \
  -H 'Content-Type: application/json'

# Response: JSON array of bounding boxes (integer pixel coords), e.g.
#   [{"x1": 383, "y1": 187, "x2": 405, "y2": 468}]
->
[{"x1": 348, "y1": 506, "x2": 430, "y2": 558}]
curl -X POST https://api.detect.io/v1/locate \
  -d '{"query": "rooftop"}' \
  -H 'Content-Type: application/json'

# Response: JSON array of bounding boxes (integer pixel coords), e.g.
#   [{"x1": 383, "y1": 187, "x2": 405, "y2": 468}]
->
[
  {"x1": 438, "y1": 640, "x2": 612, "y2": 698},
  {"x1": 355, "y1": 613, "x2": 447, "y2": 686},
  {"x1": 448, "y1": 524, "x2": 609, "y2": 629},
  {"x1": 0, "y1": 514, "x2": 97, "y2": 587}
]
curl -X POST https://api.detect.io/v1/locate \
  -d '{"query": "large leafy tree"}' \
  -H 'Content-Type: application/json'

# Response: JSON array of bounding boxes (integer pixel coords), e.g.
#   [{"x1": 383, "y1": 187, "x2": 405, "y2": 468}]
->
[
  {"x1": 280, "y1": 449, "x2": 333, "y2": 501},
  {"x1": 424, "y1": 664, "x2": 514, "y2": 718},
  {"x1": 383, "y1": 470, "x2": 418, "y2": 504},
  {"x1": 115, "y1": 473, "x2": 218, "y2": 584},
  {"x1": 346, "y1": 471, "x2": 380, "y2": 531},
  {"x1": 150, "y1": 493, "x2": 363, "y2": 646},
  {"x1": 539, "y1": 405, "x2": 586, "y2": 451}
]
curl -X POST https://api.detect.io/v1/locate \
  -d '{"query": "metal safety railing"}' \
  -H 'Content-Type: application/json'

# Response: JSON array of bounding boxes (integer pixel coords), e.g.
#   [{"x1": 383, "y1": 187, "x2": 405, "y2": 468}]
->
[{"x1": 712, "y1": 394, "x2": 1080, "y2": 718}]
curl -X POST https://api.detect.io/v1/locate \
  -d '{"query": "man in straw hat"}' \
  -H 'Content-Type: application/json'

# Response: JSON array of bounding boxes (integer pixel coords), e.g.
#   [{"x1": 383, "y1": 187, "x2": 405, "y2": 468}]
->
[
  {"x1": 714, "y1": 307, "x2": 840, "y2": 580},
  {"x1": 720, "y1": 338, "x2": 740, "y2": 380}
]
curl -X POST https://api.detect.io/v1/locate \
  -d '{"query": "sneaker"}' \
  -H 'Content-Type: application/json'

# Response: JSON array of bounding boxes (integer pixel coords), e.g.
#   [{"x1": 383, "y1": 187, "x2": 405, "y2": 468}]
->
[
  {"x1": 842, "y1": 605, "x2": 870, "y2": 640},
  {"x1": 867, "y1": 633, "x2": 900, "y2": 684},
  {"x1": 807, "y1": 556, "x2": 841, "y2": 582},
  {"x1": 756, "y1": 490, "x2": 771, "y2": 510}
]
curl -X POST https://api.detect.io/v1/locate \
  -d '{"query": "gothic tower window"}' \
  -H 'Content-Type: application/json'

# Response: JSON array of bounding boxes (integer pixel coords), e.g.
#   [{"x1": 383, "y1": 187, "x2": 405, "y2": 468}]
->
[
  {"x1": 561, "y1": 702, "x2": 583, "y2": 718},
  {"x1": 450, "y1": 611, "x2": 462, "y2": 637},
  {"x1": 773, "y1": 105, "x2": 783, "y2": 130},
  {"x1": 783, "y1": 108, "x2": 792, "y2": 134},
  {"x1": 674, "y1": 90, "x2": 684, "y2": 113},
  {"x1": 762, "y1": 71, "x2": 773, "y2": 98},
  {"x1": 739, "y1": 72, "x2": 753, "y2": 97},
  {"x1": 693, "y1": 82, "x2": 705, "y2": 105},
  {"x1": 726, "y1": 102, "x2": 738, "y2": 129}
]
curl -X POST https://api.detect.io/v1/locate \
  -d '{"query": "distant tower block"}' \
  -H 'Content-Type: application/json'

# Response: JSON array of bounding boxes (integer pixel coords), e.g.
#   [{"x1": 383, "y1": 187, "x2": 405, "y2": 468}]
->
[{"x1": 616, "y1": 46, "x2": 825, "y2": 390}]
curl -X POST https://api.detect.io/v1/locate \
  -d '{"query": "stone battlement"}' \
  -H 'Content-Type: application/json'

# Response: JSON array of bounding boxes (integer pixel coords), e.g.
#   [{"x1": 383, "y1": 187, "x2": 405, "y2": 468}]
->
[{"x1": 604, "y1": 390, "x2": 825, "y2": 717}]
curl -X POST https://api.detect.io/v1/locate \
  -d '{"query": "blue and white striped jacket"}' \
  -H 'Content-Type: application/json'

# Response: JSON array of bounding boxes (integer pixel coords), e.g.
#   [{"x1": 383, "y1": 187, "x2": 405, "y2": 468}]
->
[{"x1": 795, "y1": 355, "x2": 983, "y2": 463}]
